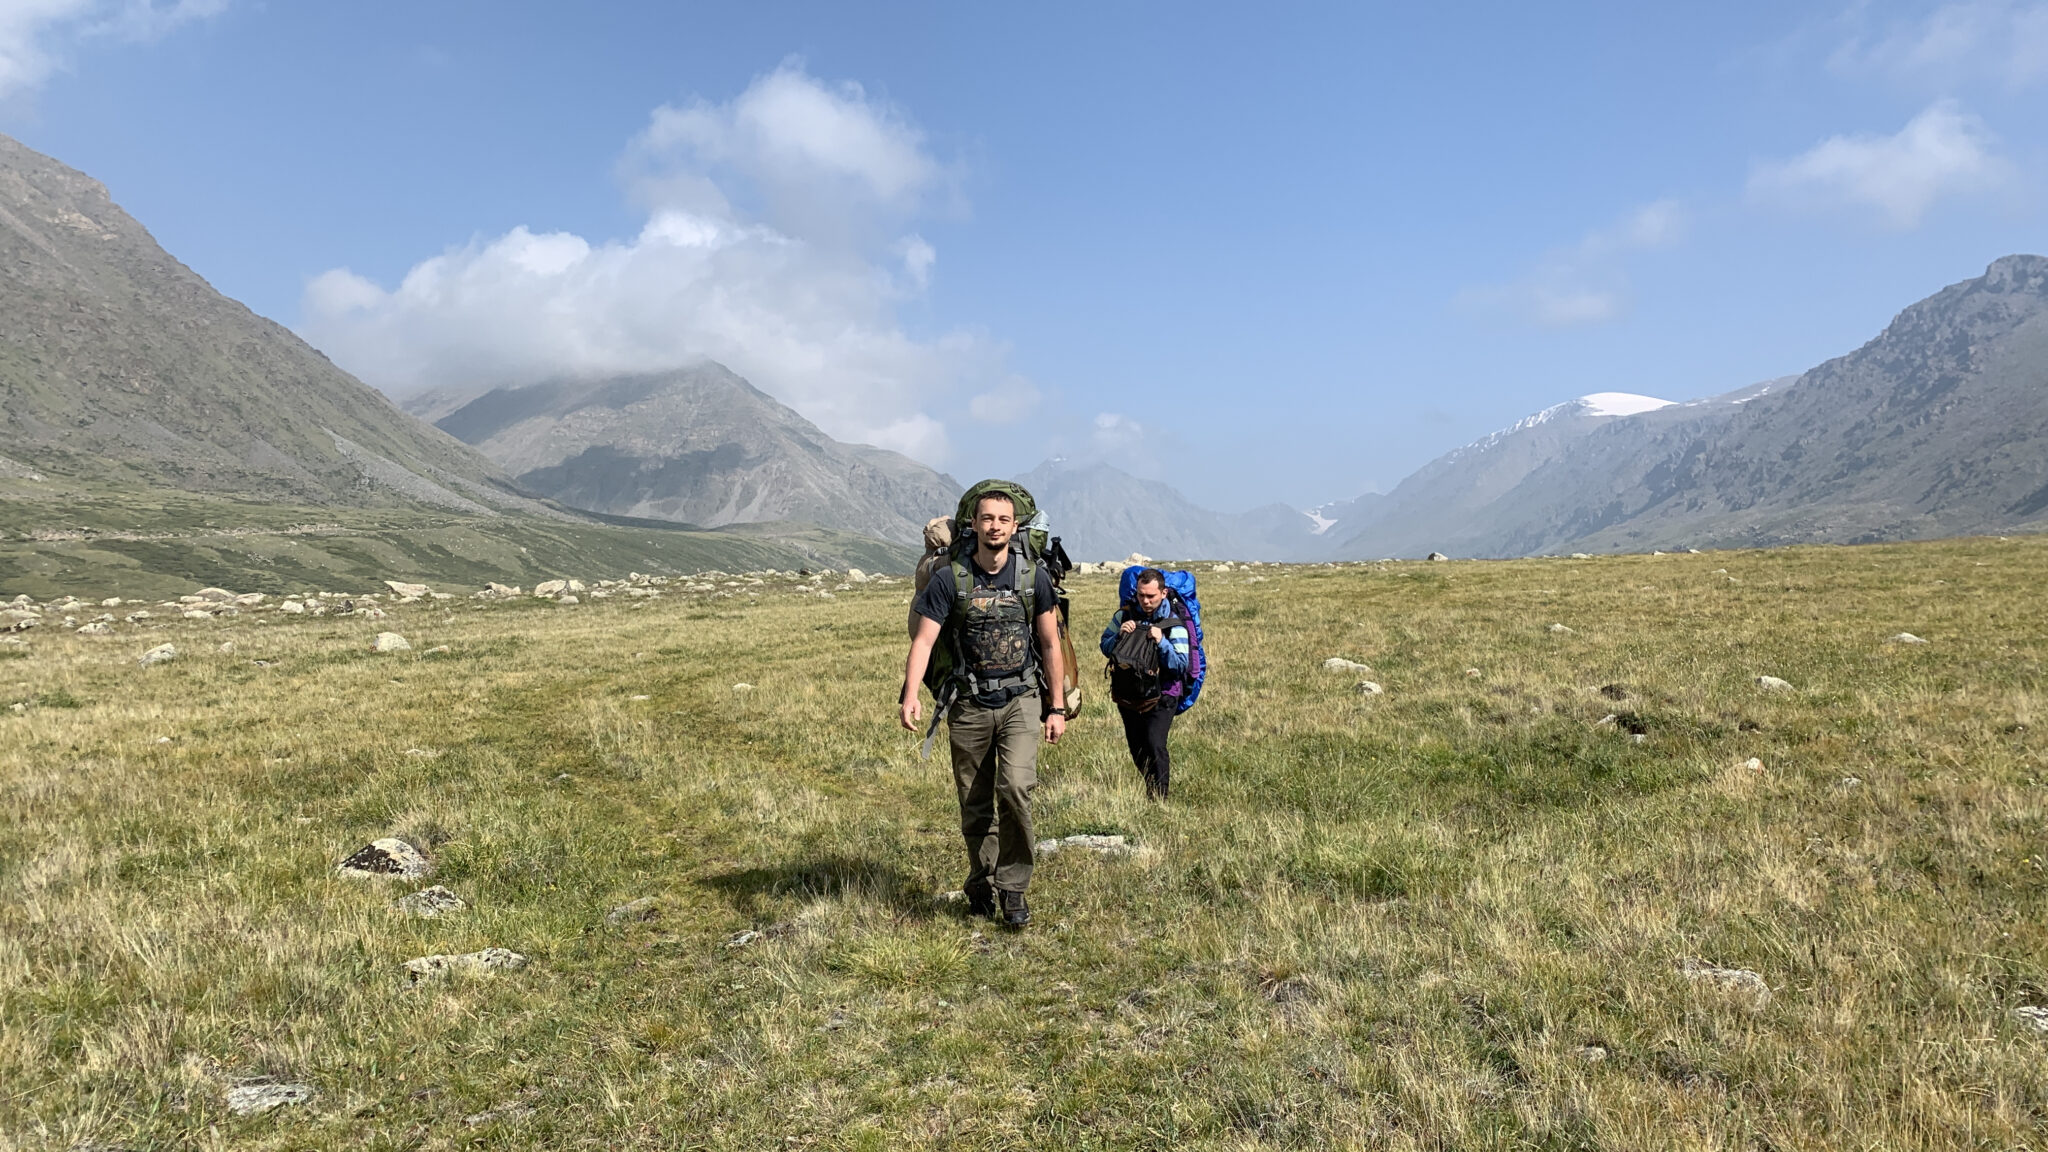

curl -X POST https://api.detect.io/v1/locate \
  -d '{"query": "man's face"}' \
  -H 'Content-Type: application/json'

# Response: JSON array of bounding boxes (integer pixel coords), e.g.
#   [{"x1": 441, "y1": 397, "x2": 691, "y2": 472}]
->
[
  {"x1": 1134, "y1": 580, "x2": 1165, "y2": 612},
  {"x1": 974, "y1": 496, "x2": 1016, "y2": 551}
]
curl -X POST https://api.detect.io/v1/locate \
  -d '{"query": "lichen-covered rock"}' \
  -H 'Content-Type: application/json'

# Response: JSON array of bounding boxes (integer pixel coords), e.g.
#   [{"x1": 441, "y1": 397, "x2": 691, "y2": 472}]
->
[
  {"x1": 1755, "y1": 675, "x2": 1793, "y2": 692},
  {"x1": 1035, "y1": 834, "x2": 1154, "y2": 859},
  {"x1": 226, "y1": 1082, "x2": 315, "y2": 1115},
  {"x1": 137, "y1": 643, "x2": 177, "y2": 667},
  {"x1": 336, "y1": 837, "x2": 432, "y2": 879},
  {"x1": 371, "y1": 632, "x2": 410, "y2": 653},
  {"x1": 1677, "y1": 958, "x2": 1770, "y2": 1005},
  {"x1": 1322, "y1": 657, "x2": 1371, "y2": 673},
  {"x1": 606, "y1": 896, "x2": 661, "y2": 925},
  {"x1": 403, "y1": 947, "x2": 527, "y2": 983},
  {"x1": 394, "y1": 885, "x2": 465, "y2": 918}
]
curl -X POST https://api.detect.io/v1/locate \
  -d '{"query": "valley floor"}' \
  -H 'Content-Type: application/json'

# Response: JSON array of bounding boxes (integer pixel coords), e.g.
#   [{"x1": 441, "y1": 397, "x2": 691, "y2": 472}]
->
[{"x1": 2, "y1": 541, "x2": 2044, "y2": 1149}]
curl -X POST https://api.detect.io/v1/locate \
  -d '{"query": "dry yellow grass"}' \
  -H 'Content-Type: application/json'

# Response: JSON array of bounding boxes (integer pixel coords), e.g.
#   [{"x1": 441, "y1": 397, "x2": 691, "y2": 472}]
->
[{"x1": 1, "y1": 540, "x2": 2044, "y2": 1149}]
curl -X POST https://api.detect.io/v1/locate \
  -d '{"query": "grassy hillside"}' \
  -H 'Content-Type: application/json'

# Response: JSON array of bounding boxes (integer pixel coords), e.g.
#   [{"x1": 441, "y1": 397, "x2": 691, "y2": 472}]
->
[
  {"x1": 1, "y1": 538, "x2": 2043, "y2": 1148},
  {"x1": 0, "y1": 486, "x2": 916, "y2": 600}
]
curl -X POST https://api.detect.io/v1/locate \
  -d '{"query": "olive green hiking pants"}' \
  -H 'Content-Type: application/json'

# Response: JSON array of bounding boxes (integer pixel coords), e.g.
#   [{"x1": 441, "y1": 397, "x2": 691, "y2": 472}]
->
[{"x1": 947, "y1": 690, "x2": 1040, "y2": 893}]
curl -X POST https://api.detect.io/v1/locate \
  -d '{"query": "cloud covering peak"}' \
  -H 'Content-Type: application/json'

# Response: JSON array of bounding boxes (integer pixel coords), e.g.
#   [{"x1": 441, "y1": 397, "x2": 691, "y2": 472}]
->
[{"x1": 299, "y1": 63, "x2": 1018, "y2": 467}]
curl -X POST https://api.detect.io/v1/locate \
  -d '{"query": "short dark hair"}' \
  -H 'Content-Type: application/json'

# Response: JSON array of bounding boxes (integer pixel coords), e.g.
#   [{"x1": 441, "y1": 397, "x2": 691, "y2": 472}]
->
[
  {"x1": 1135, "y1": 567, "x2": 1166, "y2": 589},
  {"x1": 973, "y1": 492, "x2": 1015, "y2": 517}
]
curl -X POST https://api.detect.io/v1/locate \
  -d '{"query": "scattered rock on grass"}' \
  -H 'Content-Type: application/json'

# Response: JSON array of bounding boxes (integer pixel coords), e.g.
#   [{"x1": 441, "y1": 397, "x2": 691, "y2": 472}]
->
[
  {"x1": 464, "y1": 1103, "x2": 535, "y2": 1127},
  {"x1": 1599, "y1": 683, "x2": 1629, "y2": 700},
  {"x1": 372, "y1": 632, "x2": 410, "y2": 653},
  {"x1": 732, "y1": 683, "x2": 753, "y2": 692},
  {"x1": 384, "y1": 581, "x2": 429, "y2": 598},
  {"x1": 1570, "y1": 552, "x2": 1592, "y2": 560},
  {"x1": 137, "y1": 643, "x2": 176, "y2": 667},
  {"x1": 1036, "y1": 833, "x2": 1153, "y2": 859},
  {"x1": 226, "y1": 1082, "x2": 315, "y2": 1116},
  {"x1": 75, "y1": 621, "x2": 111, "y2": 635},
  {"x1": 606, "y1": 896, "x2": 660, "y2": 925},
  {"x1": 1322, "y1": 657, "x2": 1371, "y2": 673},
  {"x1": 1573, "y1": 1044, "x2": 1609, "y2": 1063},
  {"x1": 403, "y1": 947, "x2": 527, "y2": 984},
  {"x1": 394, "y1": 886, "x2": 465, "y2": 918},
  {"x1": 1755, "y1": 675, "x2": 1793, "y2": 692},
  {"x1": 2013, "y1": 1006, "x2": 2048, "y2": 1033},
  {"x1": 1427, "y1": 552, "x2": 1449, "y2": 561},
  {"x1": 423, "y1": 645, "x2": 450, "y2": 655},
  {"x1": 1677, "y1": 958, "x2": 1770, "y2": 1005},
  {"x1": 1548, "y1": 623, "x2": 1574, "y2": 635},
  {"x1": 336, "y1": 837, "x2": 432, "y2": 880},
  {"x1": 1888, "y1": 633, "x2": 1928, "y2": 645},
  {"x1": 1355, "y1": 681, "x2": 1383, "y2": 695}
]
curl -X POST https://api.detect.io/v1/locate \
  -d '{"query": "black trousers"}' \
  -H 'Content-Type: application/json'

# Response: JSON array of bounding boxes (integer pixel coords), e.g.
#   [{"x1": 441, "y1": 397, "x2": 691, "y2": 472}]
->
[{"x1": 1118, "y1": 703, "x2": 1175, "y2": 797}]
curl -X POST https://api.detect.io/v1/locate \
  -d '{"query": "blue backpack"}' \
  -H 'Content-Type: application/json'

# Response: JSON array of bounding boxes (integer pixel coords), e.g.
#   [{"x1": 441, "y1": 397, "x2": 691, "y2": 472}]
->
[{"x1": 1118, "y1": 566, "x2": 1207, "y2": 713}]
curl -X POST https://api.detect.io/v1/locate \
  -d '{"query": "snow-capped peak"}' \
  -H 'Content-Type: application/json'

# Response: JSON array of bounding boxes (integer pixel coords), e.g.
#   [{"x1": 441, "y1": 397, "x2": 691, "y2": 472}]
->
[
  {"x1": 1303, "y1": 508, "x2": 1338, "y2": 535},
  {"x1": 1576, "y1": 392, "x2": 1675, "y2": 417}
]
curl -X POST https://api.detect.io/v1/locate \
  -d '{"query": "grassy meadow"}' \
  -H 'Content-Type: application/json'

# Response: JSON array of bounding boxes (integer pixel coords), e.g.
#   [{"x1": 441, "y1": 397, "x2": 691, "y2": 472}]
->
[{"x1": 2, "y1": 538, "x2": 2045, "y2": 1150}]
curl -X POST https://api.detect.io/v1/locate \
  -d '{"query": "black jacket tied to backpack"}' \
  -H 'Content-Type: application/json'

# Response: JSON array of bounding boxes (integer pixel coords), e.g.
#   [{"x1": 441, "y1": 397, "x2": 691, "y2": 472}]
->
[{"x1": 1100, "y1": 600, "x2": 1190, "y2": 711}]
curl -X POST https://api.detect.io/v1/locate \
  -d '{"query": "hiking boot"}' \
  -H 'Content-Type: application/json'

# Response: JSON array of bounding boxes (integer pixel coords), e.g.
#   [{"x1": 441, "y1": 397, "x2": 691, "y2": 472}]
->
[
  {"x1": 999, "y1": 889, "x2": 1031, "y2": 929},
  {"x1": 963, "y1": 880, "x2": 996, "y2": 918}
]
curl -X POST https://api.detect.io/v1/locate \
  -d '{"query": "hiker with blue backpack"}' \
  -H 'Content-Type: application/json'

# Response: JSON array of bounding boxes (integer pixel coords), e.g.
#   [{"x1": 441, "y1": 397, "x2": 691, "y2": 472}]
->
[{"x1": 1101, "y1": 566, "x2": 1206, "y2": 801}]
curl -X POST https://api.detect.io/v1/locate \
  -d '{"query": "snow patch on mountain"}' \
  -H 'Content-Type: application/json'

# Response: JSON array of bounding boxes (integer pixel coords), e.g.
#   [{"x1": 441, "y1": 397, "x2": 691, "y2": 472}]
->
[{"x1": 1578, "y1": 392, "x2": 1675, "y2": 417}]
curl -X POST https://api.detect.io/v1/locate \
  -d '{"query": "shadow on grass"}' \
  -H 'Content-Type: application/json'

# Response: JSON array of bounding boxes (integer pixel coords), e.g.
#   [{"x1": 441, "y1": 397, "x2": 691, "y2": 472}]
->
[{"x1": 699, "y1": 854, "x2": 937, "y2": 921}]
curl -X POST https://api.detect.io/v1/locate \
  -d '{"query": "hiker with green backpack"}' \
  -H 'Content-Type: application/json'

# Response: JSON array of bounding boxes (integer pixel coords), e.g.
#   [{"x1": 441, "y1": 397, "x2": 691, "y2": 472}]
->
[{"x1": 899, "y1": 480, "x2": 1068, "y2": 929}]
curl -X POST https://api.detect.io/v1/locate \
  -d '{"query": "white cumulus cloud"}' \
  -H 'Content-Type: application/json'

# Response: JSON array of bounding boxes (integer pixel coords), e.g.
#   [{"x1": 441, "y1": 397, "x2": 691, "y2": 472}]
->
[
  {"x1": 1746, "y1": 100, "x2": 2008, "y2": 229},
  {"x1": 1830, "y1": 1, "x2": 2048, "y2": 91},
  {"x1": 1467, "y1": 198, "x2": 1686, "y2": 328},
  {"x1": 0, "y1": 0, "x2": 223, "y2": 100},
  {"x1": 300, "y1": 63, "x2": 1027, "y2": 469}
]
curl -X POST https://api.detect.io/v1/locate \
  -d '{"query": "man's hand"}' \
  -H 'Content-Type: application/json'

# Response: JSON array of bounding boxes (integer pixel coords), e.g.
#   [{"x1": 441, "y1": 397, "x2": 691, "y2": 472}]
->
[
  {"x1": 1148, "y1": 625, "x2": 1164, "y2": 641},
  {"x1": 1042, "y1": 712, "x2": 1066, "y2": 744},
  {"x1": 1119, "y1": 619, "x2": 1138, "y2": 634},
  {"x1": 899, "y1": 692, "x2": 922, "y2": 732}
]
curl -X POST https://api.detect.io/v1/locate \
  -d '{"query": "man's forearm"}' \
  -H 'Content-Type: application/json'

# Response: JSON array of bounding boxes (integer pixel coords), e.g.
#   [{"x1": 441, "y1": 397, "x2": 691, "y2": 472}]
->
[
  {"x1": 1037, "y1": 617, "x2": 1065, "y2": 708},
  {"x1": 904, "y1": 624, "x2": 939, "y2": 700}
]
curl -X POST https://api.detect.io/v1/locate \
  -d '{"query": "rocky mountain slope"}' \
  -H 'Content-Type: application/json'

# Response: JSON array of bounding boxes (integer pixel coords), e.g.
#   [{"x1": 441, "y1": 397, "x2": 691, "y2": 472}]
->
[
  {"x1": 0, "y1": 133, "x2": 541, "y2": 515},
  {"x1": 1334, "y1": 255, "x2": 2048, "y2": 558},
  {"x1": 1016, "y1": 458, "x2": 1324, "y2": 561},
  {"x1": 417, "y1": 366, "x2": 961, "y2": 546},
  {"x1": 1331, "y1": 389, "x2": 1763, "y2": 557},
  {"x1": 0, "y1": 134, "x2": 914, "y2": 586}
]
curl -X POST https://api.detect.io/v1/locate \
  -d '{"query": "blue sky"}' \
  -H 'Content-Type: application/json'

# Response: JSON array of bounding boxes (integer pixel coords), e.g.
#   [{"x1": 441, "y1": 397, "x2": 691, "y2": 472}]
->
[{"x1": 4, "y1": 2, "x2": 2044, "y2": 511}]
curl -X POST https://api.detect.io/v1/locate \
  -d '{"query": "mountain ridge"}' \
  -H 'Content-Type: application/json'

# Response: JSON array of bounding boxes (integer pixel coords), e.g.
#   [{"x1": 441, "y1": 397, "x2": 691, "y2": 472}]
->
[{"x1": 417, "y1": 365, "x2": 962, "y2": 546}]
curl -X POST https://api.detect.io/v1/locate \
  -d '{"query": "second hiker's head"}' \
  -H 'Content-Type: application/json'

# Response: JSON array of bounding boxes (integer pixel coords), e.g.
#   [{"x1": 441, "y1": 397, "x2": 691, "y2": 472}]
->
[
  {"x1": 972, "y1": 492, "x2": 1017, "y2": 551},
  {"x1": 1133, "y1": 568, "x2": 1167, "y2": 612}
]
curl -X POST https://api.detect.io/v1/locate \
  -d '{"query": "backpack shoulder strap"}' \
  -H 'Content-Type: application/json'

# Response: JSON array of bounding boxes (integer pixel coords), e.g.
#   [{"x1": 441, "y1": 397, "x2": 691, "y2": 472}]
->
[
  {"x1": 1017, "y1": 544, "x2": 1036, "y2": 619},
  {"x1": 947, "y1": 556, "x2": 971, "y2": 622}
]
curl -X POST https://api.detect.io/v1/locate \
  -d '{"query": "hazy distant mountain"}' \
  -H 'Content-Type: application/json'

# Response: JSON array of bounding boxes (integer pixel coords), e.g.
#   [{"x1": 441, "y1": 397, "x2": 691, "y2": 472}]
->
[
  {"x1": 419, "y1": 365, "x2": 961, "y2": 546},
  {"x1": 0, "y1": 132, "x2": 536, "y2": 515},
  {"x1": 1334, "y1": 390, "x2": 1723, "y2": 557},
  {"x1": 1017, "y1": 458, "x2": 1324, "y2": 561},
  {"x1": 1335, "y1": 255, "x2": 2048, "y2": 557}
]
